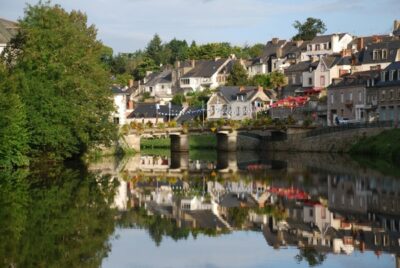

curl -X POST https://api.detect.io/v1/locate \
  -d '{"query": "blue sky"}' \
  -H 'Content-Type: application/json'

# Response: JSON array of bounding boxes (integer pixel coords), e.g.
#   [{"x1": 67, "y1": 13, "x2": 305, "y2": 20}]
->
[{"x1": 0, "y1": 0, "x2": 399, "y2": 53}]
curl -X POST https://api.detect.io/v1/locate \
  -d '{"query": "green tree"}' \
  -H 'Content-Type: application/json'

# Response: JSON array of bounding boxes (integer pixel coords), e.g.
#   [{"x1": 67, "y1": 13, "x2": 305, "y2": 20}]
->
[
  {"x1": 165, "y1": 38, "x2": 189, "y2": 64},
  {"x1": 293, "y1": 17, "x2": 327, "y2": 41},
  {"x1": 133, "y1": 57, "x2": 159, "y2": 80},
  {"x1": 171, "y1": 93, "x2": 186, "y2": 106},
  {"x1": 250, "y1": 74, "x2": 270, "y2": 88},
  {"x1": 227, "y1": 62, "x2": 248, "y2": 86},
  {"x1": 3, "y1": 3, "x2": 117, "y2": 160},
  {"x1": 146, "y1": 34, "x2": 164, "y2": 66},
  {"x1": 269, "y1": 71, "x2": 287, "y2": 89}
]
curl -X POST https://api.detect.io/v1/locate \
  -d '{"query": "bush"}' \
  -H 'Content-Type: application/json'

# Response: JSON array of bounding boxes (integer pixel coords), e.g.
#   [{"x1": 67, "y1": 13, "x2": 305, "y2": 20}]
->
[
  {"x1": 157, "y1": 122, "x2": 165, "y2": 129},
  {"x1": 167, "y1": 120, "x2": 177, "y2": 128},
  {"x1": 145, "y1": 121, "x2": 153, "y2": 128}
]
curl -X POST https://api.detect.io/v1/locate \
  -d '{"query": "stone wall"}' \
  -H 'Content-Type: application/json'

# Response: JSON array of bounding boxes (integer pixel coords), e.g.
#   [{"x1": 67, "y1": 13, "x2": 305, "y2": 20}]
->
[{"x1": 265, "y1": 127, "x2": 389, "y2": 153}]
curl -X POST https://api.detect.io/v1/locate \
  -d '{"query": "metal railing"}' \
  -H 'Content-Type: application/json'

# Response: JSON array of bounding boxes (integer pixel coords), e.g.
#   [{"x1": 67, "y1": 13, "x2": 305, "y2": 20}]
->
[{"x1": 305, "y1": 121, "x2": 395, "y2": 138}]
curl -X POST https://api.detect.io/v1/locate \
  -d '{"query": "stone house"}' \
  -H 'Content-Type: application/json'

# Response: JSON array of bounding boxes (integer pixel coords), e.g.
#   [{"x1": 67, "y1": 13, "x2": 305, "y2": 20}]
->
[
  {"x1": 179, "y1": 58, "x2": 233, "y2": 92},
  {"x1": 207, "y1": 86, "x2": 273, "y2": 121},
  {"x1": 352, "y1": 40, "x2": 400, "y2": 72},
  {"x1": 327, "y1": 70, "x2": 380, "y2": 125},
  {"x1": 111, "y1": 86, "x2": 132, "y2": 126},
  {"x1": 301, "y1": 33, "x2": 353, "y2": 62},
  {"x1": 248, "y1": 39, "x2": 309, "y2": 77},
  {"x1": 375, "y1": 62, "x2": 400, "y2": 122}
]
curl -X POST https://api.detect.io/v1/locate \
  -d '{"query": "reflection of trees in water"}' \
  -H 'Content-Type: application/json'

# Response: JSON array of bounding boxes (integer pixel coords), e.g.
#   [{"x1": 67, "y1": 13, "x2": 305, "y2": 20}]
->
[
  {"x1": 295, "y1": 246, "x2": 327, "y2": 267},
  {"x1": 0, "y1": 166, "x2": 119, "y2": 268},
  {"x1": 118, "y1": 208, "x2": 226, "y2": 247}
]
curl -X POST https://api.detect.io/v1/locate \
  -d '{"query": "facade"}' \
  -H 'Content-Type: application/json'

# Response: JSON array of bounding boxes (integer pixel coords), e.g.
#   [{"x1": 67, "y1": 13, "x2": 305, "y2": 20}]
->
[
  {"x1": 207, "y1": 86, "x2": 273, "y2": 121},
  {"x1": 141, "y1": 69, "x2": 173, "y2": 103},
  {"x1": 0, "y1": 18, "x2": 18, "y2": 55},
  {"x1": 376, "y1": 62, "x2": 400, "y2": 122},
  {"x1": 179, "y1": 58, "x2": 232, "y2": 92},
  {"x1": 352, "y1": 40, "x2": 400, "y2": 72},
  {"x1": 301, "y1": 33, "x2": 353, "y2": 61},
  {"x1": 327, "y1": 71, "x2": 380, "y2": 125},
  {"x1": 112, "y1": 86, "x2": 130, "y2": 126}
]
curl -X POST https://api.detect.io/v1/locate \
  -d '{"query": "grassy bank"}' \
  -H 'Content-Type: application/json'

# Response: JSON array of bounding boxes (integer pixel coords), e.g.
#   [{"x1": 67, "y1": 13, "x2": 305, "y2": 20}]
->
[
  {"x1": 141, "y1": 135, "x2": 217, "y2": 150},
  {"x1": 350, "y1": 129, "x2": 400, "y2": 162}
]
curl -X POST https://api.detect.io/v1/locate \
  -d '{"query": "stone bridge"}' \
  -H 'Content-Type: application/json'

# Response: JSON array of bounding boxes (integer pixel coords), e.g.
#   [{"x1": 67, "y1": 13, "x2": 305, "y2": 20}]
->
[{"x1": 121, "y1": 126, "x2": 311, "y2": 153}]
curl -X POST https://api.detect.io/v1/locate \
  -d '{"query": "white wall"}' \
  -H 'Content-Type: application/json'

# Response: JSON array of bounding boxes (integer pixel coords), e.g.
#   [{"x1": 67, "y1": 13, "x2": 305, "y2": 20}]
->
[{"x1": 113, "y1": 94, "x2": 127, "y2": 126}]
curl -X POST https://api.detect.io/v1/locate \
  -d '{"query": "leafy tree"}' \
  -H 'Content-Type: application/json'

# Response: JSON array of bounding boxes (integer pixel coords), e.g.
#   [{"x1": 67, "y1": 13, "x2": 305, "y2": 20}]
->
[
  {"x1": 3, "y1": 2, "x2": 117, "y2": 160},
  {"x1": 146, "y1": 34, "x2": 164, "y2": 66},
  {"x1": 227, "y1": 62, "x2": 249, "y2": 86},
  {"x1": 133, "y1": 57, "x2": 159, "y2": 80},
  {"x1": 293, "y1": 17, "x2": 327, "y2": 41},
  {"x1": 113, "y1": 73, "x2": 132, "y2": 87},
  {"x1": 171, "y1": 93, "x2": 186, "y2": 106},
  {"x1": 165, "y1": 38, "x2": 189, "y2": 64},
  {"x1": 0, "y1": 91, "x2": 29, "y2": 168},
  {"x1": 295, "y1": 246, "x2": 327, "y2": 267},
  {"x1": 250, "y1": 74, "x2": 270, "y2": 88},
  {"x1": 269, "y1": 71, "x2": 287, "y2": 89}
]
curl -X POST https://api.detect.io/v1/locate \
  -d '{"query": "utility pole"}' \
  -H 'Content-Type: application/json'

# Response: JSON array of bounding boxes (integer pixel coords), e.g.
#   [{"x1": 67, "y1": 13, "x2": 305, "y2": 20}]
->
[
  {"x1": 202, "y1": 101, "x2": 205, "y2": 128},
  {"x1": 168, "y1": 102, "x2": 171, "y2": 122}
]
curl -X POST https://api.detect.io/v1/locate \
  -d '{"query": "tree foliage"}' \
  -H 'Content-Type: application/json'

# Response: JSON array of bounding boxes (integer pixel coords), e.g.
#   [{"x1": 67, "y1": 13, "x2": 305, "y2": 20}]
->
[
  {"x1": 2, "y1": 3, "x2": 117, "y2": 160},
  {"x1": 226, "y1": 62, "x2": 249, "y2": 86},
  {"x1": 292, "y1": 17, "x2": 327, "y2": 41}
]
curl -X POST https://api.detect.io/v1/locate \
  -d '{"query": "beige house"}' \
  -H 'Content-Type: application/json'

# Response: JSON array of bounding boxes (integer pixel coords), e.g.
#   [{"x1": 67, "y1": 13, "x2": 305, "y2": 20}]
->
[{"x1": 207, "y1": 86, "x2": 274, "y2": 121}]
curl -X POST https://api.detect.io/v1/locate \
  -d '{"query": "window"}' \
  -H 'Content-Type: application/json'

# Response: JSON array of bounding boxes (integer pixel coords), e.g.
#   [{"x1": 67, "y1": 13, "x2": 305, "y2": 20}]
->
[
  {"x1": 113, "y1": 117, "x2": 120, "y2": 125},
  {"x1": 382, "y1": 90, "x2": 386, "y2": 100},
  {"x1": 390, "y1": 70, "x2": 395, "y2": 81},
  {"x1": 181, "y1": 78, "x2": 190, "y2": 85},
  {"x1": 381, "y1": 71, "x2": 386, "y2": 82},
  {"x1": 321, "y1": 208, "x2": 326, "y2": 219},
  {"x1": 309, "y1": 209, "x2": 313, "y2": 217},
  {"x1": 222, "y1": 105, "x2": 227, "y2": 116},
  {"x1": 236, "y1": 107, "x2": 240, "y2": 116},
  {"x1": 292, "y1": 75, "x2": 296, "y2": 84},
  {"x1": 149, "y1": 87, "x2": 153, "y2": 92},
  {"x1": 382, "y1": 49, "x2": 388, "y2": 60},
  {"x1": 320, "y1": 76, "x2": 325, "y2": 86},
  {"x1": 243, "y1": 106, "x2": 247, "y2": 115},
  {"x1": 349, "y1": 92, "x2": 353, "y2": 101},
  {"x1": 323, "y1": 43, "x2": 328, "y2": 50},
  {"x1": 308, "y1": 77, "x2": 313, "y2": 85},
  {"x1": 316, "y1": 44, "x2": 321, "y2": 50},
  {"x1": 161, "y1": 85, "x2": 165, "y2": 89},
  {"x1": 390, "y1": 90, "x2": 394, "y2": 99},
  {"x1": 359, "y1": 91, "x2": 362, "y2": 102},
  {"x1": 341, "y1": 93, "x2": 344, "y2": 103},
  {"x1": 373, "y1": 50, "x2": 381, "y2": 61},
  {"x1": 330, "y1": 94, "x2": 334, "y2": 104}
]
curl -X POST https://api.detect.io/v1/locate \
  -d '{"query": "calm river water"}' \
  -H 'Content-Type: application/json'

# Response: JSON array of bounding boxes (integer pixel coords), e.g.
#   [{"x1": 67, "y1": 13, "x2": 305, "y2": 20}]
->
[{"x1": 1, "y1": 151, "x2": 400, "y2": 268}]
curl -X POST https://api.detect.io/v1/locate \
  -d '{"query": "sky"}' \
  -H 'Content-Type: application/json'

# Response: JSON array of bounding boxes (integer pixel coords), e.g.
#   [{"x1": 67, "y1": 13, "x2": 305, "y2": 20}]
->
[{"x1": 0, "y1": 0, "x2": 399, "y2": 53}]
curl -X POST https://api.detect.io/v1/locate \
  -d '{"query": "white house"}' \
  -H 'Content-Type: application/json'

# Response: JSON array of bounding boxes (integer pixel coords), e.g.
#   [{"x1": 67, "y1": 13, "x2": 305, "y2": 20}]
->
[
  {"x1": 0, "y1": 18, "x2": 18, "y2": 55},
  {"x1": 112, "y1": 86, "x2": 130, "y2": 126},
  {"x1": 207, "y1": 86, "x2": 274, "y2": 121},
  {"x1": 301, "y1": 33, "x2": 353, "y2": 62},
  {"x1": 179, "y1": 58, "x2": 233, "y2": 92},
  {"x1": 141, "y1": 69, "x2": 173, "y2": 103}
]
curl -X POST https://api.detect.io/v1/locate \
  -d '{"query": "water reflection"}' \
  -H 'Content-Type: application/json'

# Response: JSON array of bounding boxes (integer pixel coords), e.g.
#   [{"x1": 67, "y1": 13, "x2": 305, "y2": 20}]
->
[
  {"x1": 0, "y1": 165, "x2": 118, "y2": 268},
  {"x1": 97, "y1": 151, "x2": 400, "y2": 267}
]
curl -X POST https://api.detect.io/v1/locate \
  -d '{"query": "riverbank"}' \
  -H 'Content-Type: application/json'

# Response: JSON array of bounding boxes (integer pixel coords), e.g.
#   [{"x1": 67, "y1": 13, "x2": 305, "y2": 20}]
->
[
  {"x1": 350, "y1": 129, "x2": 400, "y2": 162},
  {"x1": 141, "y1": 135, "x2": 217, "y2": 150}
]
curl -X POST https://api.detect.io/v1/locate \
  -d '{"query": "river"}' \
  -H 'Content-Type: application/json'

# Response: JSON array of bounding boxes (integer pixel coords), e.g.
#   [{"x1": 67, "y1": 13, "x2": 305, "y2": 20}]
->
[{"x1": 1, "y1": 151, "x2": 399, "y2": 268}]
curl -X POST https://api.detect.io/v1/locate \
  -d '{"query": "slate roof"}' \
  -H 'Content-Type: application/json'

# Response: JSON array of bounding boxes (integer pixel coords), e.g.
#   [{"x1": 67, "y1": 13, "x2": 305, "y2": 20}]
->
[
  {"x1": 258, "y1": 39, "x2": 287, "y2": 61},
  {"x1": 144, "y1": 69, "x2": 172, "y2": 87},
  {"x1": 218, "y1": 86, "x2": 259, "y2": 102},
  {"x1": 309, "y1": 33, "x2": 347, "y2": 44},
  {"x1": 375, "y1": 61, "x2": 400, "y2": 87},
  {"x1": 128, "y1": 103, "x2": 183, "y2": 118},
  {"x1": 282, "y1": 41, "x2": 310, "y2": 58},
  {"x1": 111, "y1": 86, "x2": 130, "y2": 95},
  {"x1": 321, "y1": 55, "x2": 351, "y2": 68},
  {"x1": 0, "y1": 18, "x2": 18, "y2": 44},
  {"x1": 348, "y1": 35, "x2": 394, "y2": 49},
  {"x1": 357, "y1": 40, "x2": 400, "y2": 64},
  {"x1": 184, "y1": 210, "x2": 226, "y2": 229},
  {"x1": 329, "y1": 70, "x2": 380, "y2": 88},
  {"x1": 219, "y1": 193, "x2": 257, "y2": 208},
  {"x1": 181, "y1": 59, "x2": 228, "y2": 78},
  {"x1": 176, "y1": 106, "x2": 204, "y2": 123},
  {"x1": 284, "y1": 61, "x2": 313, "y2": 74}
]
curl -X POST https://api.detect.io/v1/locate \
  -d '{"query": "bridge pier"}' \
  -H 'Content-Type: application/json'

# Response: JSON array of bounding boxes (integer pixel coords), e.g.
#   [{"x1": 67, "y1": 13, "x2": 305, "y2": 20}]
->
[
  {"x1": 170, "y1": 152, "x2": 189, "y2": 170},
  {"x1": 217, "y1": 152, "x2": 238, "y2": 173},
  {"x1": 170, "y1": 133, "x2": 189, "y2": 152},
  {"x1": 217, "y1": 131, "x2": 237, "y2": 152}
]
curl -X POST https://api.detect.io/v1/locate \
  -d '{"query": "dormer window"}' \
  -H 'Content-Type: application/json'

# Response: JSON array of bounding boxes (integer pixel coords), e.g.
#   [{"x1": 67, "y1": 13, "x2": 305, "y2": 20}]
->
[
  {"x1": 316, "y1": 44, "x2": 321, "y2": 50},
  {"x1": 382, "y1": 49, "x2": 388, "y2": 60},
  {"x1": 390, "y1": 70, "x2": 395, "y2": 81},
  {"x1": 381, "y1": 71, "x2": 386, "y2": 82}
]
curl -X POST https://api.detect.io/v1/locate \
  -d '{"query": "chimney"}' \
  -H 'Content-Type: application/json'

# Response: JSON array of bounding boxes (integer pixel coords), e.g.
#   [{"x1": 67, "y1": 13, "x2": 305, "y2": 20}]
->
[
  {"x1": 340, "y1": 49, "x2": 352, "y2": 57},
  {"x1": 295, "y1": 40, "x2": 303, "y2": 47},
  {"x1": 272, "y1": 38, "x2": 279, "y2": 45},
  {"x1": 128, "y1": 100, "x2": 134, "y2": 110},
  {"x1": 276, "y1": 47, "x2": 283, "y2": 58},
  {"x1": 357, "y1": 37, "x2": 364, "y2": 51},
  {"x1": 394, "y1": 20, "x2": 400, "y2": 31},
  {"x1": 239, "y1": 86, "x2": 245, "y2": 92},
  {"x1": 128, "y1": 79, "x2": 134, "y2": 88},
  {"x1": 191, "y1": 59, "x2": 195, "y2": 68},
  {"x1": 258, "y1": 86, "x2": 263, "y2": 92}
]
